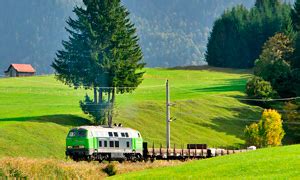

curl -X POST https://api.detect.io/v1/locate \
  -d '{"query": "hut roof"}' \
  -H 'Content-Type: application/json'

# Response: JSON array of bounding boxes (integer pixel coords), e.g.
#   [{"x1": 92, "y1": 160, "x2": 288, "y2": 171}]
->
[{"x1": 5, "y1": 64, "x2": 36, "y2": 73}]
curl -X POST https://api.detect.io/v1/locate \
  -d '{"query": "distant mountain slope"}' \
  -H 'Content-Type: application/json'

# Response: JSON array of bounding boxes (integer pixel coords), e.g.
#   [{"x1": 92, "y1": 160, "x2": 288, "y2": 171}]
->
[
  {"x1": 0, "y1": 0, "x2": 277, "y2": 73},
  {"x1": 125, "y1": 0, "x2": 255, "y2": 67}
]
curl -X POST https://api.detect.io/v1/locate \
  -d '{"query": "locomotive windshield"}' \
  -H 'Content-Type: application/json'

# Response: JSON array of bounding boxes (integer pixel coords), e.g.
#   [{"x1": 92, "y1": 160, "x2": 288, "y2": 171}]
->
[
  {"x1": 68, "y1": 129, "x2": 87, "y2": 137},
  {"x1": 68, "y1": 130, "x2": 76, "y2": 137}
]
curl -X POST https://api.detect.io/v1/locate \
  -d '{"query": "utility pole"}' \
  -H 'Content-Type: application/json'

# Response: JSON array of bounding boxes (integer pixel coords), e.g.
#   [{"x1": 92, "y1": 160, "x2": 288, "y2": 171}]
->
[{"x1": 166, "y1": 80, "x2": 171, "y2": 149}]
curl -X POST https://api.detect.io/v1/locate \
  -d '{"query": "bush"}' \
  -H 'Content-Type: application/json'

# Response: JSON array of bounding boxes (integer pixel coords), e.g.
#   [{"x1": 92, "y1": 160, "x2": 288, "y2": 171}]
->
[
  {"x1": 254, "y1": 33, "x2": 295, "y2": 97},
  {"x1": 245, "y1": 109, "x2": 285, "y2": 147},
  {"x1": 103, "y1": 163, "x2": 117, "y2": 176},
  {"x1": 292, "y1": 69, "x2": 300, "y2": 95},
  {"x1": 244, "y1": 123, "x2": 261, "y2": 147},
  {"x1": 283, "y1": 102, "x2": 300, "y2": 143},
  {"x1": 245, "y1": 76, "x2": 275, "y2": 99}
]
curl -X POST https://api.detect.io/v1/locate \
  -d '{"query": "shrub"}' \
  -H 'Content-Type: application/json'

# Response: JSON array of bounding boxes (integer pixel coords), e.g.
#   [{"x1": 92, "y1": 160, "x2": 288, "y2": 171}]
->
[
  {"x1": 245, "y1": 76, "x2": 275, "y2": 99},
  {"x1": 283, "y1": 102, "x2": 300, "y2": 143},
  {"x1": 245, "y1": 123, "x2": 261, "y2": 147},
  {"x1": 103, "y1": 163, "x2": 117, "y2": 176},
  {"x1": 292, "y1": 69, "x2": 300, "y2": 95},
  {"x1": 245, "y1": 109, "x2": 285, "y2": 147}
]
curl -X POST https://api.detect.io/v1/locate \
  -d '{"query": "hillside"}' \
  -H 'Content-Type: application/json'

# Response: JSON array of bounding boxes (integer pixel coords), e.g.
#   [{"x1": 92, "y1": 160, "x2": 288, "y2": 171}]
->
[
  {"x1": 0, "y1": 0, "x2": 257, "y2": 73},
  {"x1": 0, "y1": 68, "x2": 262, "y2": 159},
  {"x1": 112, "y1": 145, "x2": 300, "y2": 179}
]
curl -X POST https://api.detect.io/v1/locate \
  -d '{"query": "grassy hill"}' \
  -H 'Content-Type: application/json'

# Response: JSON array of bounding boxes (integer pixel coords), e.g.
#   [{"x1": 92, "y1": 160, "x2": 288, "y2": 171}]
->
[
  {"x1": 0, "y1": 67, "x2": 262, "y2": 159},
  {"x1": 112, "y1": 145, "x2": 300, "y2": 179}
]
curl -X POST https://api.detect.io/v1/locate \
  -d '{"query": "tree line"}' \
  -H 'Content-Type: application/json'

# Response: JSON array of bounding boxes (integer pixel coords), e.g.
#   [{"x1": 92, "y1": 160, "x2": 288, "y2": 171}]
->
[{"x1": 206, "y1": 0, "x2": 292, "y2": 68}]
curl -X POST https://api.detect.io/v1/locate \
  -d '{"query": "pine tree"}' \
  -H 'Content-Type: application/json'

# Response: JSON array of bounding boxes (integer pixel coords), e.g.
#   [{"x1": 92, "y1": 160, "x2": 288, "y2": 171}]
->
[
  {"x1": 255, "y1": 0, "x2": 280, "y2": 10},
  {"x1": 291, "y1": 0, "x2": 300, "y2": 31},
  {"x1": 52, "y1": 0, "x2": 145, "y2": 125},
  {"x1": 206, "y1": 0, "x2": 291, "y2": 69}
]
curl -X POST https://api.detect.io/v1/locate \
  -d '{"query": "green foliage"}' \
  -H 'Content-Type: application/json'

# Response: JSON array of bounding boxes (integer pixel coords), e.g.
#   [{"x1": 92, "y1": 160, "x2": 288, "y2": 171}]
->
[
  {"x1": 254, "y1": 33, "x2": 295, "y2": 97},
  {"x1": 291, "y1": 0, "x2": 300, "y2": 31},
  {"x1": 245, "y1": 76, "x2": 275, "y2": 99},
  {"x1": 206, "y1": 5, "x2": 250, "y2": 68},
  {"x1": 291, "y1": 33, "x2": 300, "y2": 68},
  {"x1": 103, "y1": 163, "x2": 117, "y2": 176},
  {"x1": 245, "y1": 109, "x2": 285, "y2": 147},
  {"x1": 80, "y1": 95, "x2": 108, "y2": 125},
  {"x1": 283, "y1": 102, "x2": 300, "y2": 143},
  {"x1": 52, "y1": 0, "x2": 145, "y2": 126},
  {"x1": 244, "y1": 123, "x2": 261, "y2": 147},
  {"x1": 291, "y1": 68, "x2": 300, "y2": 95},
  {"x1": 206, "y1": 0, "x2": 292, "y2": 68}
]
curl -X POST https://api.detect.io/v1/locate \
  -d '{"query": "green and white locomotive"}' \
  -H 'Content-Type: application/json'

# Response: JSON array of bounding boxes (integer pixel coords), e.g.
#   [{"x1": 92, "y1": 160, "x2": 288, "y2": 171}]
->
[{"x1": 66, "y1": 125, "x2": 143, "y2": 162}]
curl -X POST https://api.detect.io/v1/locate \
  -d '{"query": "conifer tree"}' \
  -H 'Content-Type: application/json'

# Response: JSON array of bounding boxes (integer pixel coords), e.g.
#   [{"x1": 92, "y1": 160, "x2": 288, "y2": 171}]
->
[
  {"x1": 206, "y1": 0, "x2": 291, "y2": 69},
  {"x1": 291, "y1": 0, "x2": 300, "y2": 31},
  {"x1": 255, "y1": 0, "x2": 280, "y2": 10},
  {"x1": 52, "y1": 0, "x2": 145, "y2": 126}
]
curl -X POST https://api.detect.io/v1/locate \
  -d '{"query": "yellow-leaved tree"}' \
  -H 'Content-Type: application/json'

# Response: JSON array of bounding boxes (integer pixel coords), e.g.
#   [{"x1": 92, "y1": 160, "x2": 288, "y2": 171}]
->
[{"x1": 245, "y1": 109, "x2": 285, "y2": 147}]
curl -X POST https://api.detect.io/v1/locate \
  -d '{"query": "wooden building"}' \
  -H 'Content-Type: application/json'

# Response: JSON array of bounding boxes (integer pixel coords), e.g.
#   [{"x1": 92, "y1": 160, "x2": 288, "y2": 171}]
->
[{"x1": 4, "y1": 64, "x2": 36, "y2": 77}]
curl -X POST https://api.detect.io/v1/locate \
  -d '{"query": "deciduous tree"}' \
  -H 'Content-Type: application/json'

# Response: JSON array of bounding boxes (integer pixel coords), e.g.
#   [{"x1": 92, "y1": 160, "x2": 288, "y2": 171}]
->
[
  {"x1": 254, "y1": 33, "x2": 294, "y2": 97},
  {"x1": 245, "y1": 109, "x2": 285, "y2": 147}
]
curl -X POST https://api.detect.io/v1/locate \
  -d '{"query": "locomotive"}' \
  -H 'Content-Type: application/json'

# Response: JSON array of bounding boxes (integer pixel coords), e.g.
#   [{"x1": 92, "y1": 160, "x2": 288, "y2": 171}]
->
[{"x1": 66, "y1": 125, "x2": 144, "y2": 162}]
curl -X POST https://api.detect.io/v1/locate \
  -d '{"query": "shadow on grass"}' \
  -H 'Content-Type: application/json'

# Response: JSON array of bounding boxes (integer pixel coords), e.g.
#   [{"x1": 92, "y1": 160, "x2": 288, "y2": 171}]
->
[
  {"x1": 197, "y1": 106, "x2": 262, "y2": 148},
  {"x1": 192, "y1": 78, "x2": 247, "y2": 93},
  {"x1": 169, "y1": 65, "x2": 253, "y2": 75},
  {"x1": 0, "y1": 114, "x2": 91, "y2": 126}
]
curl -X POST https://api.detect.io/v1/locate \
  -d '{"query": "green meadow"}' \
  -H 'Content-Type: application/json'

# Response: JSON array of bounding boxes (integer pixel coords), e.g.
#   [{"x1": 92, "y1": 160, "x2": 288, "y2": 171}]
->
[
  {"x1": 0, "y1": 67, "x2": 262, "y2": 159},
  {"x1": 112, "y1": 145, "x2": 300, "y2": 179}
]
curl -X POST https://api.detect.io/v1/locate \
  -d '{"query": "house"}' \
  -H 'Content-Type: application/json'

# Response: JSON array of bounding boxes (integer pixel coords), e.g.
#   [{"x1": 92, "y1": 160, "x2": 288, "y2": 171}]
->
[{"x1": 4, "y1": 64, "x2": 36, "y2": 77}]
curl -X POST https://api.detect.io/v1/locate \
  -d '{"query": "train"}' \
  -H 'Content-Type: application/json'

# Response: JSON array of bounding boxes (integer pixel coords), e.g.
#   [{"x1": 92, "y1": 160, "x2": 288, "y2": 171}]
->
[
  {"x1": 66, "y1": 125, "x2": 143, "y2": 162},
  {"x1": 66, "y1": 125, "x2": 252, "y2": 162}
]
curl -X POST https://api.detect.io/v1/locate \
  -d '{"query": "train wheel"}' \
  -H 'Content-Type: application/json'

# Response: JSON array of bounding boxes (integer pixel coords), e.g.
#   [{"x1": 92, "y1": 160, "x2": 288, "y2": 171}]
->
[
  {"x1": 136, "y1": 154, "x2": 143, "y2": 162},
  {"x1": 118, "y1": 159, "x2": 125, "y2": 163},
  {"x1": 144, "y1": 157, "x2": 150, "y2": 163},
  {"x1": 86, "y1": 156, "x2": 92, "y2": 163}
]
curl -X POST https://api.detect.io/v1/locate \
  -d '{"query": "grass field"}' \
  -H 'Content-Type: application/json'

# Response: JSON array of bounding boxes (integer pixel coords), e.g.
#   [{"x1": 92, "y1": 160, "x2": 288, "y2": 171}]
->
[
  {"x1": 0, "y1": 67, "x2": 262, "y2": 159},
  {"x1": 0, "y1": 157, "x2": 183, "y2": 178},
  {"x1": 112, "y1": 145, "x2": 300, "y2": 179}
]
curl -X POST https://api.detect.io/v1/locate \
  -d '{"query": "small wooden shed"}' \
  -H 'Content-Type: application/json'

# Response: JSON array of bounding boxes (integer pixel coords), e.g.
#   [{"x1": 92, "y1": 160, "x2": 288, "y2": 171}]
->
[{"x1": 4, "y1": 64, "x2": 36, "y2": 77}]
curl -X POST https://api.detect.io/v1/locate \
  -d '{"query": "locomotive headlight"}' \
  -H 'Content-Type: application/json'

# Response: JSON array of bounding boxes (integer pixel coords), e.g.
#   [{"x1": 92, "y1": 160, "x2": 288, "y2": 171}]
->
[
  {"x1": 79, "y1": 145, "x2": 85, "y2": 149},
  {"x1": 67, "y1": 146, "x2": 72, "y2": 149}
]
